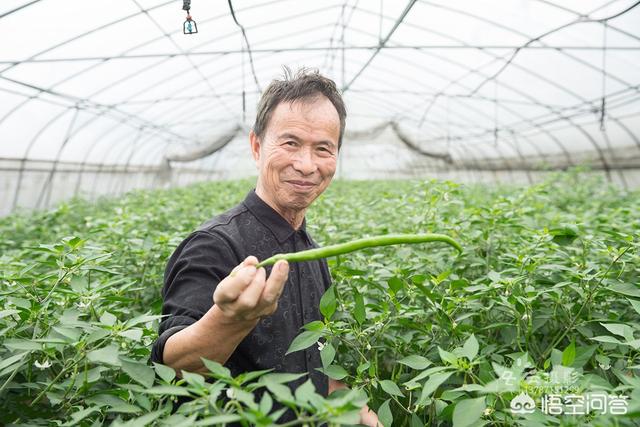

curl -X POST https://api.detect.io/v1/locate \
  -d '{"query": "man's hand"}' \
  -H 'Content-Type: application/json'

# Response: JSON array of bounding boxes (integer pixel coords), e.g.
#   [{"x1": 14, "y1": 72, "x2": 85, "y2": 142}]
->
[
  {"x1": 359, "y1": 405, "x2": 381, "y2": 427},
  {"x1": 163, "y1": 256, "x2": 289, "y2": 373},
  {"x1": 213, "y1": 256, "x2": 289, "y2": 322},
  {"x1": 329, "y1": 379, "x2": 380, "y2": 427}
]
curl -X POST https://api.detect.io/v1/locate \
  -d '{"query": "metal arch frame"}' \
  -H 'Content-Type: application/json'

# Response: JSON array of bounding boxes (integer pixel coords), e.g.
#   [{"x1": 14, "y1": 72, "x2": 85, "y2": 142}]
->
[
  {"x1": 0, "y1": 0, "x2": 329, "y2": 156},
  {"x1": 5, "y1": 0, "x2": 636, "y2": 147},
  {"x1": 3, "y1": 3, "x2": 637, "y2": 209},
  {"x1": 340, "y1": 45, "x2": 556, "y2": 162},
  {"x1": 341, "y1": 9, "x2": 581, "y2": 164},
  {"x1": 7, "y1": 18, "x2": 342, "y2": 208},
  {"x1": 342, "y1": 0, "x2": 639, "y2": 165},
  {"x1": 336, "y1": 44, "x2": 567, "y2": 166},
  {"x1": 408, "y1": 0, "x2": 640, "y2": 171},
  {"x1": 349, "y1": 2, "x2": 640, "y2": 159},
  {"x1": 73, "y1": 27, "x2": 341, "y2": 192}
]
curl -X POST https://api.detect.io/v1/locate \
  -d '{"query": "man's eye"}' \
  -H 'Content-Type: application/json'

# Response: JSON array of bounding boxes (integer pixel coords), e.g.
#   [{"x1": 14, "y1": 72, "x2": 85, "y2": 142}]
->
[{"x1": 285, "y1": 141, "x2": 297, "y2": 146}]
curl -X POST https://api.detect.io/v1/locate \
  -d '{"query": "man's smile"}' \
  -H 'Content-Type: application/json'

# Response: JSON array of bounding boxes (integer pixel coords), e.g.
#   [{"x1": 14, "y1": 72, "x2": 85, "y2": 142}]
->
[{"x1": 286, "y1": 180, "x2": 317, "y2": 191}]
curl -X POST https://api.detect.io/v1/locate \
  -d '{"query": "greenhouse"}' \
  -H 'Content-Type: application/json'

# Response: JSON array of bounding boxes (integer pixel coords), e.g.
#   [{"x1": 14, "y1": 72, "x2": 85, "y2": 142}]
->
[{"x1": 1, "y1": 0, "x2": 639, "y2": 426}]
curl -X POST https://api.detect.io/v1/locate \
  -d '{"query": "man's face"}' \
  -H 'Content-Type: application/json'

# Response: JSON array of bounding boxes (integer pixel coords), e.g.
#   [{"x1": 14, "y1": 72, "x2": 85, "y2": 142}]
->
[{"x1": 251, "y1": 96, "x2": 340, "y2": 214}]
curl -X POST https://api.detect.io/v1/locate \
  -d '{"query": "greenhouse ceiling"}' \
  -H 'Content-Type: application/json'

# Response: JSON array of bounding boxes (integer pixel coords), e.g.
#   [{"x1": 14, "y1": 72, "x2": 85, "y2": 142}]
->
[{"x1": 1, "y1": 0, "x2": 639, "y2": 214}]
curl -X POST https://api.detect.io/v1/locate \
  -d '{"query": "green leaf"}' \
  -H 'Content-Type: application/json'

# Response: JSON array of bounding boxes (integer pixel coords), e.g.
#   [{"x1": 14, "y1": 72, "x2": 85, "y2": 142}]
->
[
  {"x1": 115, "y1": 409, "x2": 166, "y2": 427},
  {"x1": 378, "y1": 399, "x2": 393, "y2": 427},
  {"x1": 608, "y1": 283, "x2": 640, "y2": 297},
  {"x1": 320, "y1": 364, "x2": 348, "y2": 380},
  {"x1": 438, "y1": 347, "x2": 458, "y2": 365},
  {"x1": 380, "y1": 380, "x2": 404, "y2": 397},
  {"x1": 3, "y1": 339, "x2": 42, "y2": 351},
  {"x1": 418, "y1": 371, "x2": 453, "y2": 405},
  {"x1": 119, "y1": 329, "x2": 143, "y2": 341},
  {"x1": 549, "y1": 225, "x2": 579, "y2": 245},
  {"x1": 182, "y1": 371, "x2": 206, "y2": 389},
  {"x1": 0, "y1": 309, "x2": 20, "y2": 321},
  {"x1": 62, "y1": 406, "x2": 100, "y2": 426},
  {"x1": 87, "y1": 345, "x2": 121, "y2": 366},
  {"x1": 354, "y1": 291, "x2": 365, "y2": 324},
  {"x1": 121, "y1": 358, "x2": 155, "y2": 388},
  {"x1": 194, "y1": 415, "x2": 242, "y2": 426},
  {"x1": 388, "y1": 277, "x2": 404, "y2": 293},
  {"x1": 571, "y1": 345, "x2": 597, "y2": 368},
  {"x1": 303, "y1": 320, "x2": 325, "y2": 331},
  {"x1": 286, "y1": 330, "x2": 323, "y2": 355},
  {"x1": 628, "y1": 298, "x2": 640, "y2": 316},
  {"x1": 261, "y1": 372, "x2": 307, "y2": 384},
  {"x1": 295, "y1": 379, "x2": 316, "y2": 403},
  {"x1": 259, "y1": 391, "x2": 273, "y2": 414},
  {"x1": 320, "y1": 342, "x2": 336, "y2": 368},
  {"x1": 139, "y1": 385, "x2": 192, "y2": 396},
  {"x1": 600, "y1": 323, "x2": 634, "y2": 340},
  {"x1": 461, "y1": 334, "x2": 479, "y2": 361},
  {"x1": 0, "y1": 351, "x2": 29, "y2": 373},
  {"x1": 399, "y1": 355, "x2": 431, "y2": 370},
  {"x1": 201, "y1": 358, "x2": 231, "y2": 379},
  {"x1": 452, "y1": 397, "x2": 486, "y2": 427},
  {"x1": 153, "y1": 362, "x2": 176, "y2": 383},
  {"x1": 100, "y1": 311, "x2": 117, "y2": 326},
  {"x1": 319, "y1": 286, "x2": 337, "y2": 319},
  {"x1": 590, "y1": 335, "x2": 622, "y2": 344},
  {"x1": 562, "y1": 340, "x2": 576, "y2": 367},
  {"x1": 264, "y1": 382, "x2": 294, "y2": 403},
  {"x1": 487, "y1": 271, "x2": 501, "y2": 283}
]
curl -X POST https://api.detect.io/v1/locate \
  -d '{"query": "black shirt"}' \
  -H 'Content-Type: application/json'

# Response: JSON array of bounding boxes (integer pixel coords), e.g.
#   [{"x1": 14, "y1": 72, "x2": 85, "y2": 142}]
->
[{"x1": 151, "y1": 189, "x2": 332, "y2": 402}]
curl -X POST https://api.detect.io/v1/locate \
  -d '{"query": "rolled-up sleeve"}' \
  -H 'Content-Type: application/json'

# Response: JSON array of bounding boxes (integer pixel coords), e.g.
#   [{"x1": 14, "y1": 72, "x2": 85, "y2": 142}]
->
[{"x1": 151, "y1": 230, "x2": 240, "y2": 364}]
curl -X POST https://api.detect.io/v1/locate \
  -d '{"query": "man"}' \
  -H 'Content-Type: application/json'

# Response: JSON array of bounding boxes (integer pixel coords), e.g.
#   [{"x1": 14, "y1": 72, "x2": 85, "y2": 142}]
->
[{"x1": 151, "y1": 69, "x2": 379, "y2": 426}]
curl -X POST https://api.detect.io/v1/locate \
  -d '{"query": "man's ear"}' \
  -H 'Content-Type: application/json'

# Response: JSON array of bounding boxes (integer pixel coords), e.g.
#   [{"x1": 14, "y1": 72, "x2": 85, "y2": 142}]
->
[{"x1": 249, "y1": 130, "x2": 261, "y2": 166}]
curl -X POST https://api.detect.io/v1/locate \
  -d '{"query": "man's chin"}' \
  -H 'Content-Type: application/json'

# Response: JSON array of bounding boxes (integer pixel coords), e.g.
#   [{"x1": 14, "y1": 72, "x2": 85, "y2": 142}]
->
[{"x1": 285, "y1": 193, "x2": 316, "y2": 210}]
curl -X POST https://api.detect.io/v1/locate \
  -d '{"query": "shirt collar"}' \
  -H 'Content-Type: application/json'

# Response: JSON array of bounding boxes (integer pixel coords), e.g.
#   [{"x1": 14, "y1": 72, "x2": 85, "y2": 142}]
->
[{"x1": 243, "y1": 189, "x2": 308, "y2": 243}]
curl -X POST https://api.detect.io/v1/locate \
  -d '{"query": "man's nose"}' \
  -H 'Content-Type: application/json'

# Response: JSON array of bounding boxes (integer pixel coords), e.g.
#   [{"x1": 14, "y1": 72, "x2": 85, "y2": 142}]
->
[{"x1": 292, "y1": 147, "x2": 317, "y2": 175}]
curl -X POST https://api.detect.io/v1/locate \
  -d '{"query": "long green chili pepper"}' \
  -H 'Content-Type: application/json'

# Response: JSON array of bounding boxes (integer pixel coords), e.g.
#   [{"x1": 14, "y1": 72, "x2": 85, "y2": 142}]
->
[{"x1": 256, "y1": 233, "x2": 462, "y2": 268}]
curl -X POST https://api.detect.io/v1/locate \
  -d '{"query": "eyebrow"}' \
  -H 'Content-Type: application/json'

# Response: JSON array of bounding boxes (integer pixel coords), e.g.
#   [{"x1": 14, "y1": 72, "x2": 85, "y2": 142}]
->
[{"x1": 278, "y1": 133, "x2": 337, "y2": 150}]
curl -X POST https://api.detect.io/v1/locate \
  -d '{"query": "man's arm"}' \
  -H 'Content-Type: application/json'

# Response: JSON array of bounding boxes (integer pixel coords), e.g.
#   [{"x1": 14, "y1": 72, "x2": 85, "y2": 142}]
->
[{"x1": 162, "y1": 256, "x2": 289, "y2": 374}]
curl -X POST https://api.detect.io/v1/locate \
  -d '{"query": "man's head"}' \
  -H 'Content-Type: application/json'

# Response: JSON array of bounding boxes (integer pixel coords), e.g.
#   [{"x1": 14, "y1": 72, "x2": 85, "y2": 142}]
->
[{"x1": 250, "y1": 68, "x2": 346, "y2": 223}]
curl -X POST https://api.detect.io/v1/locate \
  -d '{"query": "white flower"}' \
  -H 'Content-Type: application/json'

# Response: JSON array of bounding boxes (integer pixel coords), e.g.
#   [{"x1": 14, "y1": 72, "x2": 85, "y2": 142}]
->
[
  {"x1": 35, "y1": 360, "x2": 51, "y2": 369},
  {"x1": 317, "y1": 341, "x2": 325, "y2": 351},
  {"x1": 483, "y1": 407, "x2": 493, "y2": 416},
  {"x1": 76, "y1": 300, "x2": 90, "y2": 310},
  {"x1": 226, "y1": 388, "x2": 235, "y2": 399},
  {"x1": 366, "y1": 343, "x2": 372, "y2": 350}
]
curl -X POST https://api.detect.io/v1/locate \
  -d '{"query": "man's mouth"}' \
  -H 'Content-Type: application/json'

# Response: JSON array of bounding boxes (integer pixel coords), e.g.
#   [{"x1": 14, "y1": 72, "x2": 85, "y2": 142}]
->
[{"x1": 287, "y1": 180, "x2": 316, "y2": 190}]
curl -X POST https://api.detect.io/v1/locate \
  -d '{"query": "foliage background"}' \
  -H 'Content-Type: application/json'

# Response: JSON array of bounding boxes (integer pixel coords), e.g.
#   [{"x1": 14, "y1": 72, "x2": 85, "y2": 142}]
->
[{"x1": 1, "y1": 171, "x2": 639, "y2": 426}]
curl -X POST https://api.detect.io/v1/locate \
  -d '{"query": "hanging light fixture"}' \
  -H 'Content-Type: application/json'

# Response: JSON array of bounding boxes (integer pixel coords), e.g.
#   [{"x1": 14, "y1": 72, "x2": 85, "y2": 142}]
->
[{"x1": 183, "y1": 0, "x2": 198, "y2": 34}]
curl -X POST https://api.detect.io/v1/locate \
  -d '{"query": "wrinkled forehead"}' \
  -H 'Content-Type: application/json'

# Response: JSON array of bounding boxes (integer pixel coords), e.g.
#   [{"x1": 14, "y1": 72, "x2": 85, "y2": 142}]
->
[{"x1": 266, "y1": 97, "x2": 341, "y2": 138}]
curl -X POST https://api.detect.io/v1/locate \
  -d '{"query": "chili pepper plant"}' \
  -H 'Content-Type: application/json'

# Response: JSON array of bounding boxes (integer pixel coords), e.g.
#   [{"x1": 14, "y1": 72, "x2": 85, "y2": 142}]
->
[{"x1": 0, "y1": 170, "x2": 638, "y2": 426}]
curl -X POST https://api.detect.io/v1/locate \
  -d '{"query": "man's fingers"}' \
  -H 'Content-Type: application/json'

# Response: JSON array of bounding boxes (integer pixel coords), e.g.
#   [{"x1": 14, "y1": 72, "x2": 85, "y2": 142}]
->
[
  {"x1": 262, "y1": 260, "x2": 289, "y2": 303},
  {"x1": 215, "y1": 265, "x2": 257, "y2": 303},
  {"x1": 236, "y1": 267, "x2": 266, "y2": 308},
  {"x1": 230, "y1": 256, "x2": 259, "y2": 277}
]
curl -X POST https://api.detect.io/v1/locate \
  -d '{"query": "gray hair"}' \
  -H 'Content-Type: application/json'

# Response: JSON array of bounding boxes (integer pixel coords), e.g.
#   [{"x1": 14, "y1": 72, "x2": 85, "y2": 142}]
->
[{"x1": 253, "y1": 67, "x2": 347, "y2": 148}]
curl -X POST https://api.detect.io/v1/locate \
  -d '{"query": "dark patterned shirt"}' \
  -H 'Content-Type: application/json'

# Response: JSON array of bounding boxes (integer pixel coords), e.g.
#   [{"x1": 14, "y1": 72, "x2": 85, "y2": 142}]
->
[{"x1": 151, "y1": 189, "x2": 332, "y2": 405}]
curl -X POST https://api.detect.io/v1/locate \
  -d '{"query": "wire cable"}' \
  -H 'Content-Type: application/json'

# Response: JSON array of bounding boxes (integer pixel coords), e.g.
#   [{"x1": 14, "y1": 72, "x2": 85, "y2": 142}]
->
[{"x1": 228, "y1": 0, "x2": 261, "y2": 93}]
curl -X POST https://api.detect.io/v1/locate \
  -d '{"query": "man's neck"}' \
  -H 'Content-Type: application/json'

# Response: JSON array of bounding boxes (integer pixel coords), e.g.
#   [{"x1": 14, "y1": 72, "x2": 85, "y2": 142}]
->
[{"x1": 255, "y1": 186, "x2": 306, "y2": 230}]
